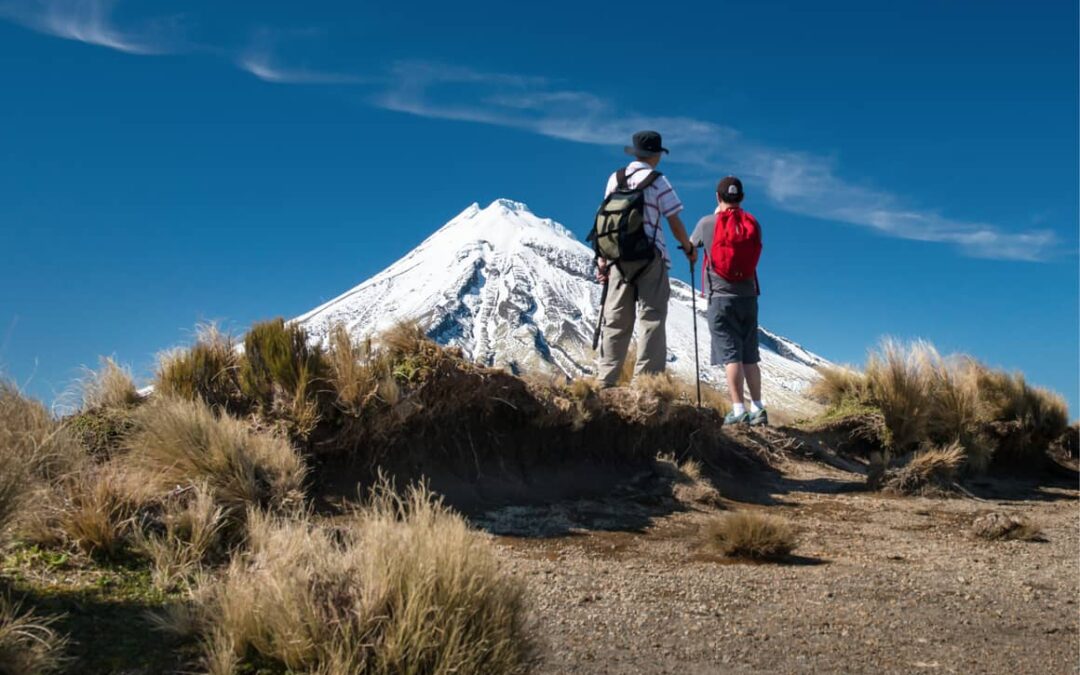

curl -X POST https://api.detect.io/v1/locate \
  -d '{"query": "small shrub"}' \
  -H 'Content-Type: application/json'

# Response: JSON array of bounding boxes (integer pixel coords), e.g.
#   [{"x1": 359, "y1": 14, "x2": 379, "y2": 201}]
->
[
  {"x1": 78, "y1": 357, "x2": 140, "y2": 410},
  {"x1": 703, "y1": 511, "x2": 796, "y2": 560},
  {"x1": 65, "y1": 405, "x2": 136, "y2": 458},
  {"x1": 190, "y1": 482, "x2": 533, "y2": 674},
  {"x1": 0, "y1": 595, "x2": 68, "y2": 675},
  {"x1": 126, "y1": 398, "x2": 306, "y2": 516},
  {"x1": 971, "y1": 512, "x2": 1044, "y2": 542},
  {"x1": 240, "y1": 318, "x2": 328, "y2": 436},
  {"x1": 155, "y1": 324, "x2": 244, "y2": 410}
]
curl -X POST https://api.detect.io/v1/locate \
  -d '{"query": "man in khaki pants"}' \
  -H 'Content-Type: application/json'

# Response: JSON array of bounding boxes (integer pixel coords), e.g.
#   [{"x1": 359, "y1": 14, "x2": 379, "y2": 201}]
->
[{"x1": 596, "y1": 131, "x2": 696, "y2": 387}]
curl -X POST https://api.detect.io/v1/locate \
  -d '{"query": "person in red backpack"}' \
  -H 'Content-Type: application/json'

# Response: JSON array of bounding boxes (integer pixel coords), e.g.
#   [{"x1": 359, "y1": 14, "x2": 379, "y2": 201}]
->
[{"x1": 689, "y1": 176, "x2": 767, "y2": 426}]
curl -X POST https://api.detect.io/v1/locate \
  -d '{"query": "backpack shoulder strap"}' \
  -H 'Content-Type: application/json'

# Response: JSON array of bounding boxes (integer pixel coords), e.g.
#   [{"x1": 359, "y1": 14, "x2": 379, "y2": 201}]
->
[
  {"x1": 615, "y1": 168, "x2": 628, "y2": 190},
  {"x1": 637, "y1": 170, "x2": 663, "y2": 190}
]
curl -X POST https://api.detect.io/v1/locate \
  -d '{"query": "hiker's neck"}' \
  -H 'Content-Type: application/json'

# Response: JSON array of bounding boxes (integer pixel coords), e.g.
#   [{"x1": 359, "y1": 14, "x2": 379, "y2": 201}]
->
[
  {"x1": 716, "y1": 201, "x2": 739, "y2": 212},
  {"x1": 634, "y1": 155, "x2": 662, "y2": 168}
]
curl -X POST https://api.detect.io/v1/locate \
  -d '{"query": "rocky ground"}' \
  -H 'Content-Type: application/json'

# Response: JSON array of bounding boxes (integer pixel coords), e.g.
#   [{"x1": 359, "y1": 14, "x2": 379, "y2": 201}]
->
[{"x1": 489, "y1": 454, "x2": 1079, "y2": 674}]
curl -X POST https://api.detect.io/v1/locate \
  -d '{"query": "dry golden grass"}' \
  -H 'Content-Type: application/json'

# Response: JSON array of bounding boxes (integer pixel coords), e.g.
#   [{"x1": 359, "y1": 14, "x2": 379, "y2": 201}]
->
[
  {"x1": 0, "y1": 595, "x2": 68, "y2": 675},
  {"x1": 78, "y1": 357, "x2": 140, "y2": 411},
  {"x1": 126, "y1": 397, "x2": 306, "y2": 515},
  {"x1": 864, "y1": 339, "x2": 935, "y2": 451},
  {"x1": 0, "y1": 382, "x2": 86, "y2": 480},
  {"x1": 0, "y1": 381, "x2": 87, "y2": 542},
  {"x1": 703, "y1": 511, "x2": 797, "y2": 560},
  {"x1": 811, "y1": 339, "x2": 1070, "y2": 472},
  {"x1": 326, "y1": 324, "x2": 380, "y2": 414},
  {"x1": 56, "y1": 464, "x2": 139, "y2": 558},
  {"x1": 876, "y1": 442, "x2": 966, "y2": 496},
  {"x1": 632, "y1": 373, "x2": 730, "y2": 415},
  {"x1": 155, "y1": 324, "x2": 244, "y2": 410},
  {"x1": 136, "y1": 483, "x2": 227, "y2": 592},
  {"x1": 379, "y1": 321, "x2": 431, "y2": 363},
  {"x1": 809, "y1": 365, "x2": 867, "y2": 405},
  {"x1": 183, "y1": 482, "x2": 533, "y2": 675}
]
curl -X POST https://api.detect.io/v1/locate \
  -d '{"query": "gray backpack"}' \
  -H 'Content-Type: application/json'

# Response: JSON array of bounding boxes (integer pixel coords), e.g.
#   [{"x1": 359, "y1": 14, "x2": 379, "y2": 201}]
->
[{"x1": 588, "y1": 168, "x2": 662, "y2": 267}]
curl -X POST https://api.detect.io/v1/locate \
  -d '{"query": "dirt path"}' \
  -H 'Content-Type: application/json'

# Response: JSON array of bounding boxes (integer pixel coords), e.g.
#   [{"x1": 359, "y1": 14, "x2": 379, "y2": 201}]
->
[{"x1": 491, "y1": 457, "x2": 1079, "y2": 674}]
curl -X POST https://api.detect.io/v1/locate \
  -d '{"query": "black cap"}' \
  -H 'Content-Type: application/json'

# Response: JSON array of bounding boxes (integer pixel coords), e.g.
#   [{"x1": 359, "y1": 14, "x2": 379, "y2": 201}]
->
[
  {"x1": 717, "y1": 175, "x2": 744, "y2": 204},
  {"x1": 624, "y1": 130, "x2": 669, "y2": 158}
]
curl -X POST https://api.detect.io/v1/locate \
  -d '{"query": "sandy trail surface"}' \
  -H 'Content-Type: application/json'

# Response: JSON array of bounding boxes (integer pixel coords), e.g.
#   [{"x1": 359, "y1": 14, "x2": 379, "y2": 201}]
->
[{"x1": 488, "y1": 456, "x2": 1079, "y2": 674}]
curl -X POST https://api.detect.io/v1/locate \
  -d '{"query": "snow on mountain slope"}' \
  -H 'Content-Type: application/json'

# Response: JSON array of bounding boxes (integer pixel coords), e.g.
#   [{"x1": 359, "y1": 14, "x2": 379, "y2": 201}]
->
[{"x1": 295, "y1": 199, "x2": 830, "y2": 412}]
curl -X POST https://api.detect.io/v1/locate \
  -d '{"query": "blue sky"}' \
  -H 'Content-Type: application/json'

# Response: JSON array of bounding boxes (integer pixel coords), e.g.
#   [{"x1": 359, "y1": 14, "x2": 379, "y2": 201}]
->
[{"x1": 1, "y1": 0, "x2": 1077, "y2": 413}]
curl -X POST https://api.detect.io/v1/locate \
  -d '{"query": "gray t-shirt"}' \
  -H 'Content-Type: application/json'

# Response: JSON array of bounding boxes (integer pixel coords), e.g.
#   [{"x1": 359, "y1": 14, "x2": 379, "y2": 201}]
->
[{"x1": 690, "y1": 213, "x2": 760, "y2": 298}]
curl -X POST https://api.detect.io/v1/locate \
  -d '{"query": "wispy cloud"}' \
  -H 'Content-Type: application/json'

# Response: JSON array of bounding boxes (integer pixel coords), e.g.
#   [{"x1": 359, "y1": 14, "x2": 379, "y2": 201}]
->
[
  {"x1": 0, "y1": 5, "x2": 1060, "y2": 262},
  {"x1": 236, "y1": 28, "x2": 367, "y2": 85},
  {"x1": 0, "y1": 0, "x2": 176, "y2": 54},
  {"x1": 377, "y1": 62, "x2": 1059, "y2": 262}
]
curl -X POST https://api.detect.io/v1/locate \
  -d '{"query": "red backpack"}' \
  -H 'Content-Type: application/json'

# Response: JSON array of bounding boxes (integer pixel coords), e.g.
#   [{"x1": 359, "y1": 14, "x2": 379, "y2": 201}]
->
[{"x1": 706, "y1": 207, "x2": 762, "y2": 289}]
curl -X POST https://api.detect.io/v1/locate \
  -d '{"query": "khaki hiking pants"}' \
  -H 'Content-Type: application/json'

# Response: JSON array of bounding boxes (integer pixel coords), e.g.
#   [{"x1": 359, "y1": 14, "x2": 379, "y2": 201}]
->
[{"x1": 597, "y1": 257, "x2": 670, "y2": 387}]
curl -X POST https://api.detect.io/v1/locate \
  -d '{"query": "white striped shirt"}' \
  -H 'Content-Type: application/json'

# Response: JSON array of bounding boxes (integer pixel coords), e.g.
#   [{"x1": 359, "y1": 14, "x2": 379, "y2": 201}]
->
[{"x1": 604, "y1": 160, "x2": 684, "y2": 263}]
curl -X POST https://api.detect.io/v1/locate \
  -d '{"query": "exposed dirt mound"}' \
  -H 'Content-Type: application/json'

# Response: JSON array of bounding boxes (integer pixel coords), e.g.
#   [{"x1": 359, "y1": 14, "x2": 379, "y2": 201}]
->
[{"x1": 308, "y1": 355, "x2": 770, "y2": 513}]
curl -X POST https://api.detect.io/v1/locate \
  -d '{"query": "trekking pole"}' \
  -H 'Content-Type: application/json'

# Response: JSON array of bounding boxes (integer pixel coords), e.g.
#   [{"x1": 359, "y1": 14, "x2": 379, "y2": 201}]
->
[
  {"x1": 689, "y1": 253, "x2": 702, "y2": 408},
  {"x1": 592, "y1": 277, "x2": 609, "y2": 352}
]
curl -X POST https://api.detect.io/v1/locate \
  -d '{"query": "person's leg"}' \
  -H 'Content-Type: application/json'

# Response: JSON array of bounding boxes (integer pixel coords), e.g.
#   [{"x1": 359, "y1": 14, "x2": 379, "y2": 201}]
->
[
  {"x1": 744, "y1": 363, "x2": 762, "y2": 402},
  {"x1": 597, "y1": 265, "x2": 636, "y2": 387},
  {"x1": 741, "y1": 297, "x2": 767, "y2": 425},
  {"x1": 634, "y1": 259, "x2": 670, "y2": 377},
  {"x1": 726, "y1": 362, "x2": 746, "y2": 407}
]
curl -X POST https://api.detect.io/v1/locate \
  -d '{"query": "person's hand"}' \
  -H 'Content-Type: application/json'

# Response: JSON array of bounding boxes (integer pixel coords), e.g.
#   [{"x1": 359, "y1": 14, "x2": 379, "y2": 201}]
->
[
  {"x1": 682, "y1": 244, "x2": 698, "y2": 265},
  {"x1": 595, "y1": 258, "x2": 609, "y2": 283}
]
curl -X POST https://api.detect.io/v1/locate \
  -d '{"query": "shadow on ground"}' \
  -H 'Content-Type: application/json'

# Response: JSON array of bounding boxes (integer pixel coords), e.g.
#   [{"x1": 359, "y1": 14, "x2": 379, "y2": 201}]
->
[{"x1": 1, "y1": 565, "x2": 198, "y2": 675}]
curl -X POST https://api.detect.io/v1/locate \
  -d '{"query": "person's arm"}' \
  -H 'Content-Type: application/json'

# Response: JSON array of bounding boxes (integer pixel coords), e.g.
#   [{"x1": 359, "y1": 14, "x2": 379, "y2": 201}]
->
[{"x1": 667, "y1": 212, "x2": 697, "y2": 264}]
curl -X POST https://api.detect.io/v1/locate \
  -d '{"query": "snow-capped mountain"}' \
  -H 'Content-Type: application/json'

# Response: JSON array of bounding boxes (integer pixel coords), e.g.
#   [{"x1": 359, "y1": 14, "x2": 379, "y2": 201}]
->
[{"x1": 295, "y1": 199, "x2": 829, "y2": 412}]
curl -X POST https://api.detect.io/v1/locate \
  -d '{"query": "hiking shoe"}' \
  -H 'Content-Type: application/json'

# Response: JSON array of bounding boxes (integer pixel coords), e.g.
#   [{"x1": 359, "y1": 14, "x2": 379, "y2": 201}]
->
[
  {"x1": 748, "y1": 408, "x2": 769, "y2": 427},
  {"x1": 723, "y1": 410, "x2": 750, "y2": 426}
]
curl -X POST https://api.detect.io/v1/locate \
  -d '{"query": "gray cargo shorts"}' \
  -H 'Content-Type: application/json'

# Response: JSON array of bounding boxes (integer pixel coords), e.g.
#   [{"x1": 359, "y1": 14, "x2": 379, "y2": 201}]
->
[{"x1": 707, "y1": 295, "x2": 760, "y2": 365}]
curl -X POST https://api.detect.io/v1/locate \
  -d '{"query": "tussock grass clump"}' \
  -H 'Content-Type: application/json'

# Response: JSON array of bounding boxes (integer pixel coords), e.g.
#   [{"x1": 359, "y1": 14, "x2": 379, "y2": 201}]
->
[
  {"x1": 78, "y1": 357, "x2": 140, "y2": 411},
  {"x1": 971, "y1": 512, "x2": 1044, "y2": 542},
  {"x1": 871, "y1": 442, "x2": 965, "y2": 496},
  {"x1": 56, "y1": 464, "x2": 141, "y2": 558},
  {"x1": 187, "y1": 482, "x2": 533, "y2": 675},
  {"x1": 0, "y1": 382, "x2": 86, "y2": 481},
  {"x1": 633, "y1": 373, "x2": 730, "y2": 415},
  {"x1": 703, "y1": 511, "x2": 796, "y2": 560},
  {"x1": 155, "y1": 324, "x2": 245, "y2": 410},
  {"x1": 0, "y1": 381, "x2": 87, "y2": 539},
  {"x1": 809, "y1": 364, "x2": 868, "y2": 406},
  {"x1": 656, "y1": 453, "x2": 721, "y2": 506},
  {"x1": 136, "y1": 483, "x2": 227, "y2": 592},
  {"x1": 812, "y1": 339, "x2": 1070, "y2": 473},
  {"x1": 326, "y1": 324, "x2": 379, "y2": 414},
  {"x1": 126, "y1": 397, "x2": 306, "y2": 515},
  {"x1": 0, "y1": 595, "x2": 68, "y2": 675}
]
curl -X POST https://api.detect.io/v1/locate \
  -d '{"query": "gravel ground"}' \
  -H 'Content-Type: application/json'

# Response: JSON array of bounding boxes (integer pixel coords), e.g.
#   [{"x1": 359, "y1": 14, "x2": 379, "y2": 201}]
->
[{"x1": 492, "y1": 457, "x2": 1079, "y2": 674}]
